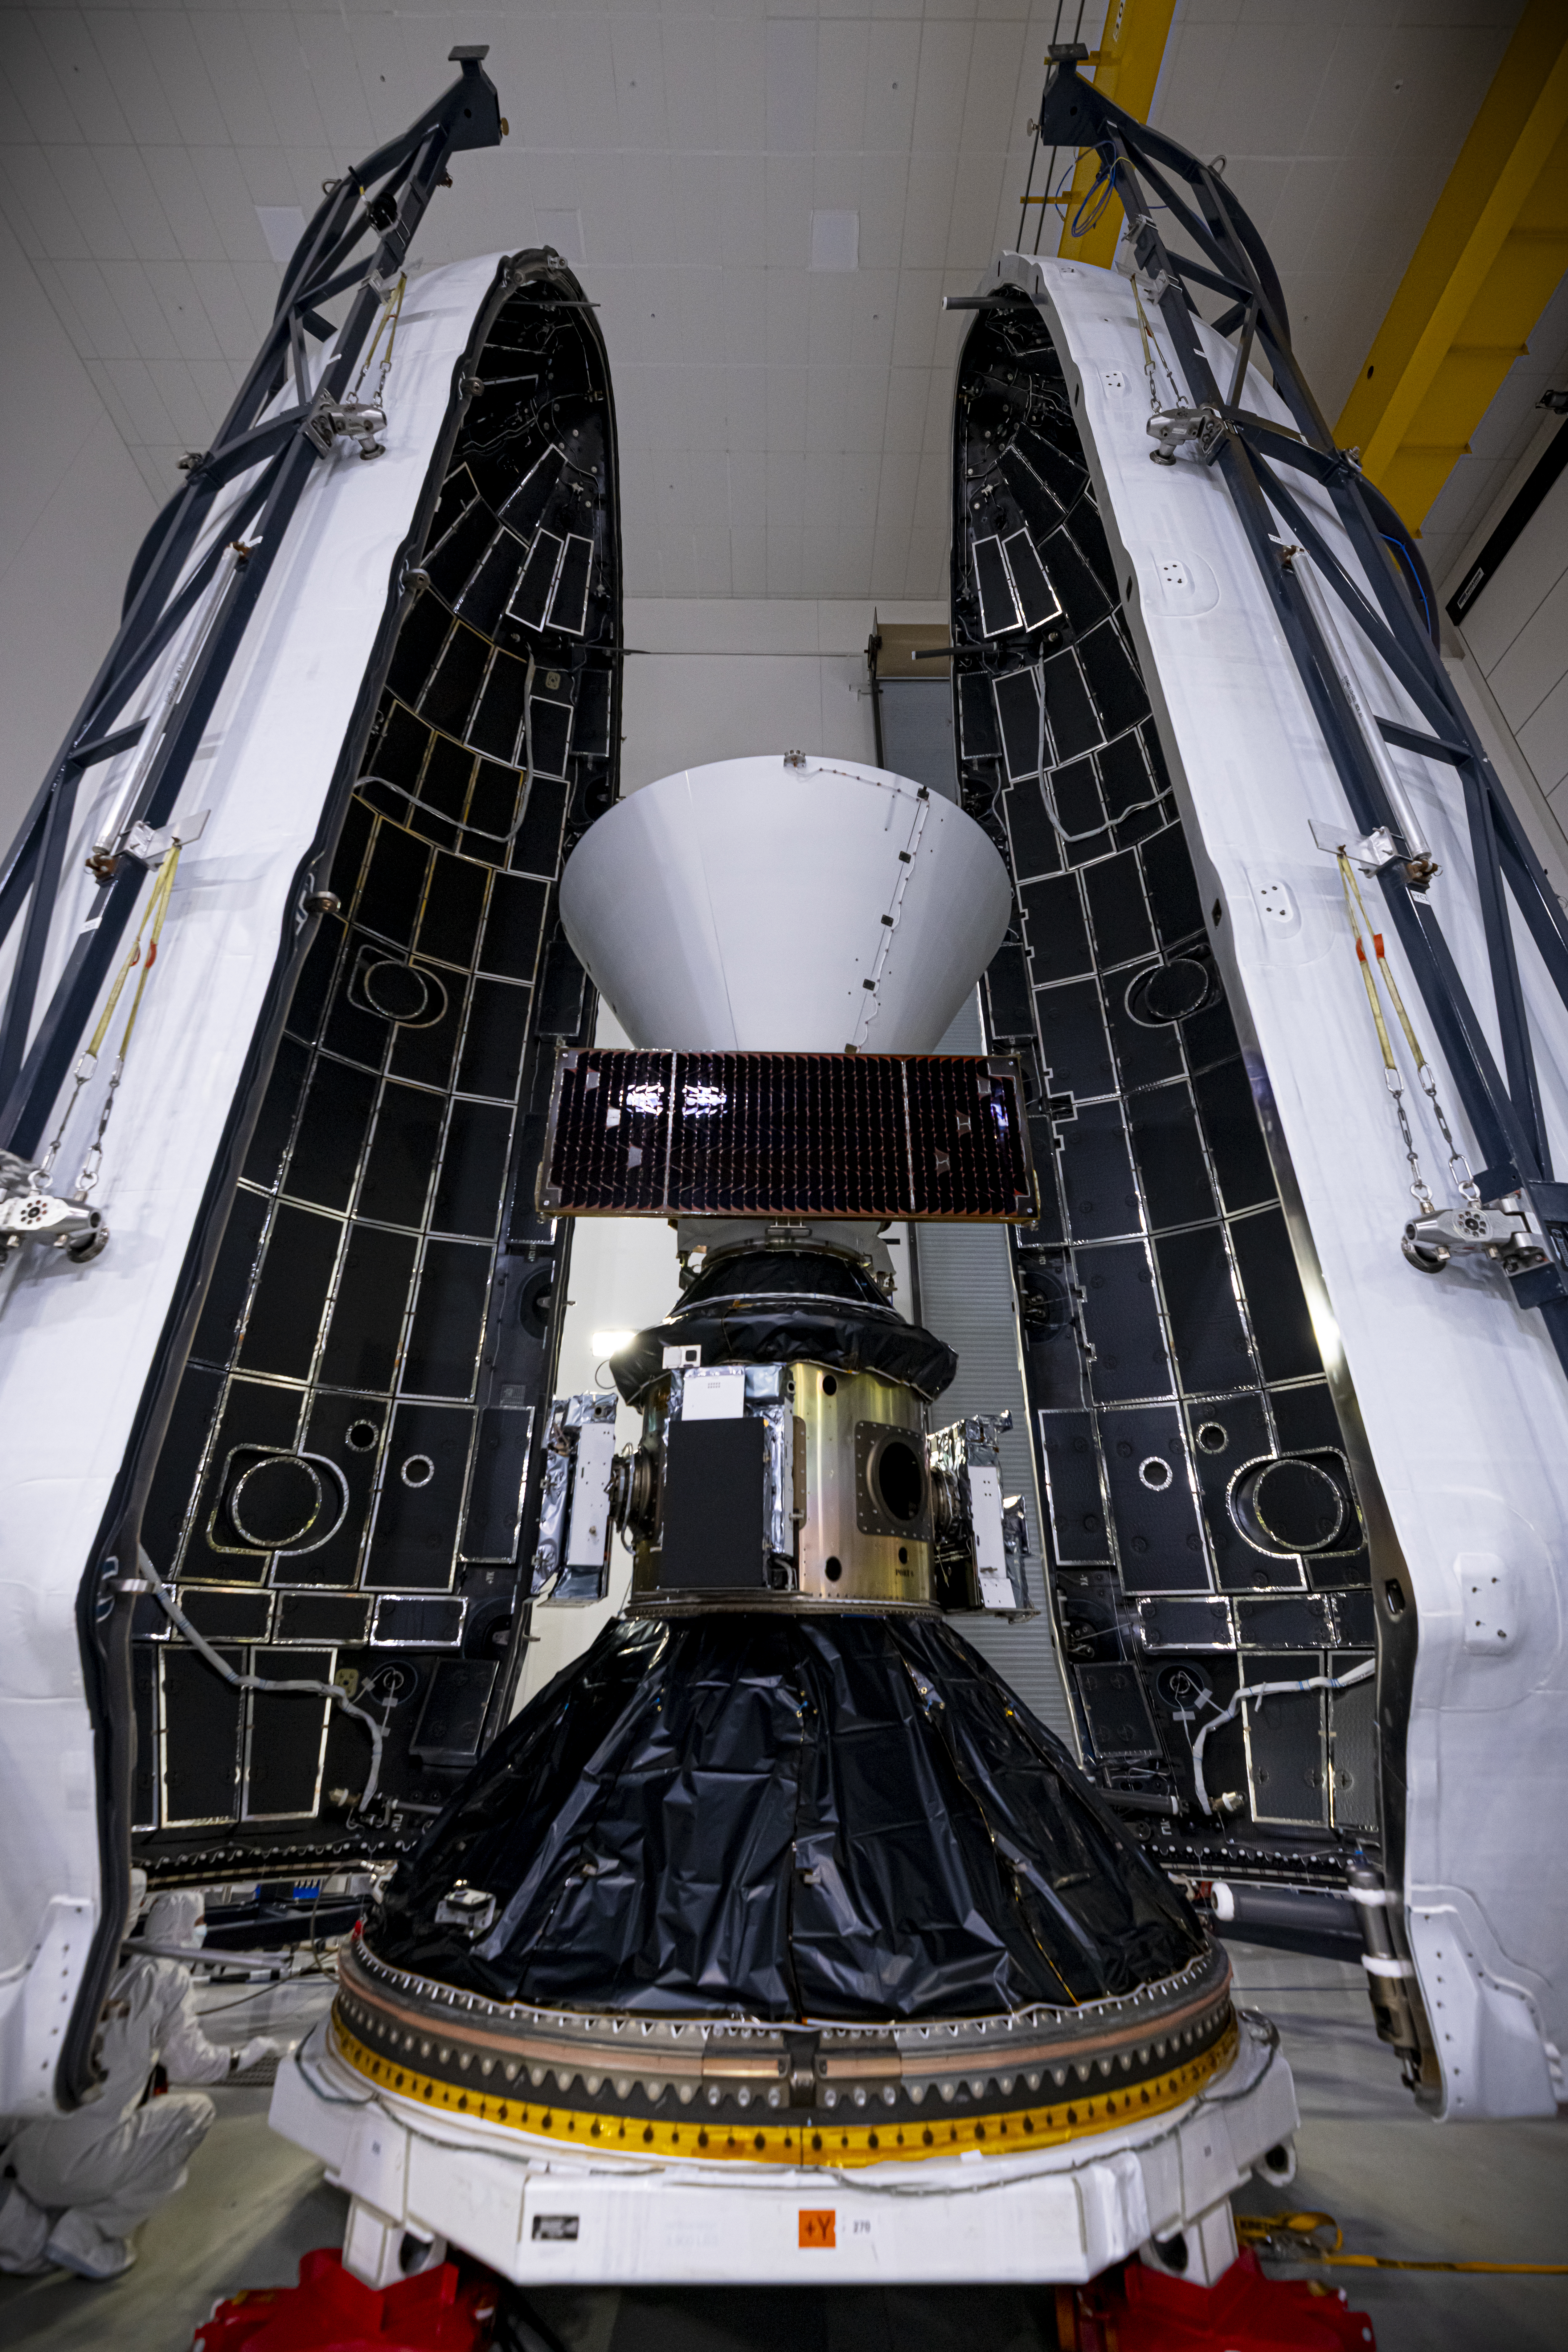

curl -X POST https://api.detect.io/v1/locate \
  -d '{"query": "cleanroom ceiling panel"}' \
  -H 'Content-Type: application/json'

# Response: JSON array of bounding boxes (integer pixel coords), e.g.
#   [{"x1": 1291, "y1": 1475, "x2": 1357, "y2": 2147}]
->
[{"x1": 0, "y1": 1, "x2": 1533, "y2": 601}]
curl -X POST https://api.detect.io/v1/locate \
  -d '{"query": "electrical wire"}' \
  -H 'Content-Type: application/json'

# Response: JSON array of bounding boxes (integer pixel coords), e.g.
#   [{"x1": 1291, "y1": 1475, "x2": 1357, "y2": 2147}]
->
[
  {"x1": 137, "y1": 1544, "x2": 386, "y2": 1810},
  {"x1": 1191, "y1": 1660, "x2": 1374, "y2": 1819},
  {"x1": 1069, "y1": 149, "x2": 1120, "y2": 239}
]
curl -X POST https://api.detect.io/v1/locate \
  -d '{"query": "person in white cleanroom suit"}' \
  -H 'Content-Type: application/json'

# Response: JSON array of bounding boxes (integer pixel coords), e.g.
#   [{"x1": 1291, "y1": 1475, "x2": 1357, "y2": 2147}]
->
[{"x1": 0, "y1": 1879, "x2": 286, "y2": 2281}]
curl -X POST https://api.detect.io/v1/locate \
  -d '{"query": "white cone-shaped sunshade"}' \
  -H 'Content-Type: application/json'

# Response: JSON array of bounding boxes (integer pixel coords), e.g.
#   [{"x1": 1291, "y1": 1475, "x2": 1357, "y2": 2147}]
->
[{"x1": 559, "y1": 755, "x2": 1013, "y2": 1052}]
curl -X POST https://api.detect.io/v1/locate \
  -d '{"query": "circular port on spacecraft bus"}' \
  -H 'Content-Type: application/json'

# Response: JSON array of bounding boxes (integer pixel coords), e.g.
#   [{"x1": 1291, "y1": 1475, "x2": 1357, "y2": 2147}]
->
[
  {"x1": 227, "y1": 1454, "x2": 325, "y2": 1550},
  {"x1": 401, "y1": 1454, "x2": 436, "y2": 1490},
  {"x1": 875, "y1": 1436, "x2": 927, "y2": 1523}
]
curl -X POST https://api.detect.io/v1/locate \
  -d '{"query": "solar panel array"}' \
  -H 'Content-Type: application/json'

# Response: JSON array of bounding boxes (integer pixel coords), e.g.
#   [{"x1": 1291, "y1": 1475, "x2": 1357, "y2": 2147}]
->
[{"x1": 540, "y1": 1049, "x2": 1038, "y2": 1221}]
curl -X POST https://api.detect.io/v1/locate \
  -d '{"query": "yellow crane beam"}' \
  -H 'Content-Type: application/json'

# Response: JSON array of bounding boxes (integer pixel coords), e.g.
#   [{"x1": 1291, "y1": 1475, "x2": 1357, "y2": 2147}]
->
[
  {"x1": 1336, "y1": 0, "x2": 1568, "y2": 532},
  {"x1": 1056, "y1": 0, "x2": 1179, "y2": 268}
]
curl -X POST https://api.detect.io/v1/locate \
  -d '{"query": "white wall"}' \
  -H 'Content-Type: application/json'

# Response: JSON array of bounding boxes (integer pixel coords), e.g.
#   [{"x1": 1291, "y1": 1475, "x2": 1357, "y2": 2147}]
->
[
  {"x1": 0, "y1": 216, "x2": 156, "y2": 852},
  {"x1": 619, "y1": 595, "x2": 943, "y2": 791}
]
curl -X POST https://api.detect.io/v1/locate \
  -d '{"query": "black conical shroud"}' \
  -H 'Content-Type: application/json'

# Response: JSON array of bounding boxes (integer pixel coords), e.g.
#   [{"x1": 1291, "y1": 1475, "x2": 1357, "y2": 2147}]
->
[{"x1": 373, "y1": 1615, "x2": 1204, "y2": 2020}]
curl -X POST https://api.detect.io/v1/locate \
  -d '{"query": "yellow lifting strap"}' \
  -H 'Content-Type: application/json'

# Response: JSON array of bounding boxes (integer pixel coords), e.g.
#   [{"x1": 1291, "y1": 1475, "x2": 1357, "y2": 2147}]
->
[
  {"x1": 86, "y1": 838, "x2": 183, "y2": 1070},
  {"x1": 1239, "y1": 2210, "x2": 1568, "y2": 2276},
  {"x1": 356, "y1": 270, "x2": 407, "y2": 403},
  {"x1": 1334, "y1": 847, "x2": 1482, "y2": 1215},
  {"x1": 1337, "y1": 849, "x2": 1428, "y2": 1079}
]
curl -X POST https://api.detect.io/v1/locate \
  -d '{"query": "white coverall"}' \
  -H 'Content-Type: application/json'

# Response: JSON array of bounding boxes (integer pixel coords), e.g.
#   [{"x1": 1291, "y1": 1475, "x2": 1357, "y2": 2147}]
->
[{"x1": 0, "y1": 1892, "x2": 276, "y2": 2279}]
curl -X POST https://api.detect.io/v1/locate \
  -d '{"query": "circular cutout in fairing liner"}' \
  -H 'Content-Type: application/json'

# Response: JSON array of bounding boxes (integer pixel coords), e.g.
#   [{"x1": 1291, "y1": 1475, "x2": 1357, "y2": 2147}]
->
[
  {"x1": 228, "y1": 1454, "x2": 324, "y2": 1550},
  {"x1": 1125, "y1": 958, "x2": 1215, "y2": 1026},
  {"x1": 1230, "y1": 1452, "x2": 1352, "y2": 1556},
  {"x1": 362, "y1": 960, "x2": 446, "y2": 1026},
  {"x1": 517, "y1": 1264, "x2": 556, "y2": 1337}
]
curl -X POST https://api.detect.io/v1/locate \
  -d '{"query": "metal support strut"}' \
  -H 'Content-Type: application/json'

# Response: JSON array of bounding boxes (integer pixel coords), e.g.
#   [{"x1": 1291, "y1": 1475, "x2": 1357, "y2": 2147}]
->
[
  {"x1": 0, "y1": 49, "x2": 505, "y2": 1165},
  {"x1": 1035, "y1": 58, "x2": 1568, "y2": 1388}
]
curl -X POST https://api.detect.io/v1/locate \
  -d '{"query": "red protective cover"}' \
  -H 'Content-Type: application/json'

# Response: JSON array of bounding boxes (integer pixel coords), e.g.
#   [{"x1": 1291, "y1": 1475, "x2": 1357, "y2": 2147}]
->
[
  {"x1": 194, "y1": 2249, "x2": 496, "y2": 2352},
  {"x1": 1063, "y1": 2250, "x2": 1375, "y2": 2350}
]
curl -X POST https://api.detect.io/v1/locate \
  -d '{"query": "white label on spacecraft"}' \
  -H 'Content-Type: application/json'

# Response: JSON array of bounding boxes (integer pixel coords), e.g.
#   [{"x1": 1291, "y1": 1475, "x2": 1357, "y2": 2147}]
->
[
  {"x1": 682, "y1": 1366, "x2": 747, "y2": 1421},
  {"x1": 565, "y1": 1421, "x2": 616, "y2": 1565},
  {"x1": 969, "y1": 1465, "x2": 1011, "y2": 1607}
]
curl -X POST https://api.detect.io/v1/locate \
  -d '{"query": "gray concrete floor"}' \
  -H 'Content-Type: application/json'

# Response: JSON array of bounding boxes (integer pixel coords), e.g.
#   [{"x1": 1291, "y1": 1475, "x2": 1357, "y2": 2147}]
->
[{"x1": 2, "y1": 1944, "x2": 1564, "y2": 2350}]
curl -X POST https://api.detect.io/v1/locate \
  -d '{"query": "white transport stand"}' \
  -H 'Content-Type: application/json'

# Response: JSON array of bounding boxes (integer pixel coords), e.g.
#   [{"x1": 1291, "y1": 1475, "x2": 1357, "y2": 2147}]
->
[{"x1": 271, "y1": 2004, "x2": 1296, "y2": 2289}]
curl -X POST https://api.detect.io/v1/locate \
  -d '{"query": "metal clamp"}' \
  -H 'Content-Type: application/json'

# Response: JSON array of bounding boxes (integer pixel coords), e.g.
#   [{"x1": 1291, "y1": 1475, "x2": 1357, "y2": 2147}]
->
[
  {"x1": 0, "y1": 1152, "x2": 107, "y2": 1264},
  {"x1": 121, "y1": 807, "x2": 209, "y2": 870},
  {"x1": 1309, "y1": 817, "x2": 1402, "y2": 873},
  {"x1": 1146, "y1": 404, "x2": 1226, "y2": 465},
  {"x1": 303, "y1": 390, "x2": 388, "y2": 462},
  {"x1": 1113, "y1": 245, "x2": 1175, "y2": 304},
  {"x1": 1402, "y1": 1201, "x2": 1537, "y2": 1275},
  {"x1": 1402, "y1": 1183, "x2": 1568, "y2": 1281}
]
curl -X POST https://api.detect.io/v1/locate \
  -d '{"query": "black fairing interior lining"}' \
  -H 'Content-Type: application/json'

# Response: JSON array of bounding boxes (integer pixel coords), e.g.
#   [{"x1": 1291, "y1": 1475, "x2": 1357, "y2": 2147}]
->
[{"x1": 369, "y1": 1613, "x2": 1206, "y2": 2019}]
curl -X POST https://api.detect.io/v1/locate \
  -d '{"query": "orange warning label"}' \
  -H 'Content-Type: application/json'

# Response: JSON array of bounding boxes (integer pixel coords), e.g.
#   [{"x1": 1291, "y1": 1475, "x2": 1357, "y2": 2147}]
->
[{"x1": 799, "y1": 2209, "x2": 836, "y2": 2249}]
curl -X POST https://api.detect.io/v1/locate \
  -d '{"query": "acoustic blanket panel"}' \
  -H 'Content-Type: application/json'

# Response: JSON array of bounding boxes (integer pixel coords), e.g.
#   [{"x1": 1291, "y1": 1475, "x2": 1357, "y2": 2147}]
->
[{"x1": 539, "y1": 1049, "x2": 1038, "y2": 1221}]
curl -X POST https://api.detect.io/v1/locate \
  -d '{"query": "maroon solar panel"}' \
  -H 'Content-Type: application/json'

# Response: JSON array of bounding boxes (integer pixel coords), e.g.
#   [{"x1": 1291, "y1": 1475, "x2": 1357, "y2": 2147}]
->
[{"x1": 538, "y1": 1049, "x2": 1038, "y2": 1221}]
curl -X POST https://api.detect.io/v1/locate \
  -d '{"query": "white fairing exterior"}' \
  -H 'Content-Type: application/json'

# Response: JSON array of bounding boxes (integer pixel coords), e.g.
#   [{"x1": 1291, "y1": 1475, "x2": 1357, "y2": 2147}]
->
[
  {"x1": 0, "y1": 254, "x2": 510, "y2": 2115},
  {"x1": 558, "y1": 755, "x2": 1013, "y2": 1051},
  {"x1": 990, "y1": 249, "x2": 1568, "y2": 2119}
]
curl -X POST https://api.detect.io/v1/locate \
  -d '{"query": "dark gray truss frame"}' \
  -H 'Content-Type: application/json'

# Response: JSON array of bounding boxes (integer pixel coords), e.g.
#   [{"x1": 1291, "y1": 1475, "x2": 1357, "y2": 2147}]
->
[
  {"x1": 0, "y1": 48, "x2": 504, "y2": 1159},
  {"x1": 1035, "y1": 59, "x2": 1568, "y2": 1383}
]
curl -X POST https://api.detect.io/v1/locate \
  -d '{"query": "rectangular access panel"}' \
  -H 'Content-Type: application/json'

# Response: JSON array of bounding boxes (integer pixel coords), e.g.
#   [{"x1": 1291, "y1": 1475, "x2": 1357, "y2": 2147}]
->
[
  {"x1": 539, "y1": 1048, "x2": 1038, "y2": 1221},
  {"x1": 657, "y1": 1417, "x2": 769, "y2": 1590}
]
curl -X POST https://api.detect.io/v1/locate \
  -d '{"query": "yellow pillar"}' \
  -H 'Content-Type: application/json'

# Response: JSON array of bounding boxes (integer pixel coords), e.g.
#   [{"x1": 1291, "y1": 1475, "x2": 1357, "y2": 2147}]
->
[
  {"x1": 1055, "y1": 0, "x2": 1180, "y2": 268},
  {"x1": 1336, "y1": 0, "x2": 1568, "y2": 530}
]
